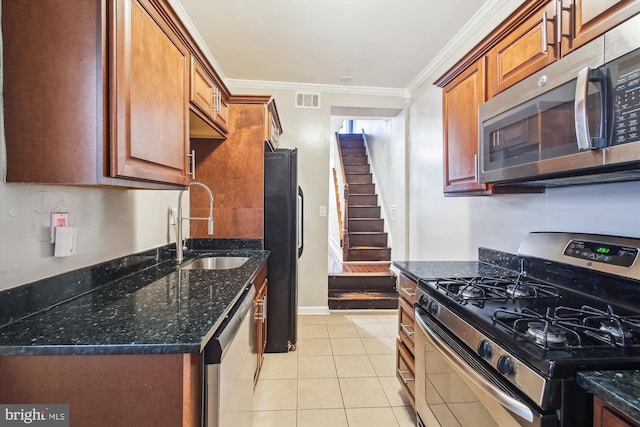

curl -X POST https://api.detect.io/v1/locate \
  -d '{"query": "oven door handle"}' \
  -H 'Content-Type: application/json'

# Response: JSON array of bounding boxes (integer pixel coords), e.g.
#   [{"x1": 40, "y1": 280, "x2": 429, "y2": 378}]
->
[{"x1": 415, "y1": 313, "x2": 535, "y2": 423}]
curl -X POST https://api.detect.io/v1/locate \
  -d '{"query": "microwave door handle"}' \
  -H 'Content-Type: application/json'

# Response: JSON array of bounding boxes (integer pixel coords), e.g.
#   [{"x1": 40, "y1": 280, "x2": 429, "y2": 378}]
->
[
  {"x1": 414, "y1": 313, "x2": 535, "y2": 423},
  {"x1": 575, "y1": 66, "x2": 609, "y2": 151},
  {"x1": 575, "y1": 67, "x2": 593, "y2": 151}
]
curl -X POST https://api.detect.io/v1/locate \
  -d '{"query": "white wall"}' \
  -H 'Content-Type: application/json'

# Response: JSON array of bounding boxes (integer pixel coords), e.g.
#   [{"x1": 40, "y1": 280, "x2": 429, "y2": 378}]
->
[{"x1": 351, "y1": 115, "x2": 408, "y2": 260}]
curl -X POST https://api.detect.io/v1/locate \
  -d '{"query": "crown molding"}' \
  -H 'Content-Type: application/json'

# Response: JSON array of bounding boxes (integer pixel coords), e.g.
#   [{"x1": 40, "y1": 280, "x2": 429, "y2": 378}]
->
[
  {"x1": 406, "y1": 0, "x2": 524, "y2": 95},
  {"x1": 226, "y1": 78, "x2": 407, "y2": 99}
]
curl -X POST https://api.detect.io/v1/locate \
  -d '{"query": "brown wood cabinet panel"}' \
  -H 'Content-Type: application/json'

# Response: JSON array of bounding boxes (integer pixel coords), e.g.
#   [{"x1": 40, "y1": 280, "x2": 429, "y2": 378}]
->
[
  {"x1": 398, "y1": 296, "x2": 415, "y2": 355},
  {"x1": 564, "y1": 0, "x2": 640, "y2": 55},
  {"x1": 443, "y1": 58, "x2": 489, "y2": 194},
  {"x1": 0, "y1": 353, "x2": 200, "y2": 427},
  {"x1": 111, "y1": 0, "x2": 190, "y2": 185},
  {"x1": 398, "y1": 274, "x2": 417, "y2": 304},
  {"x1": 189, "y1": 56, "x2": 229, "y2": 138},
  {"x1": 3, "y1": 0, "x2": 107, "y2": 185},
  {"x1": 2, "y1": 0, "x2": 190, "y2": 188},
  {"x1": 594, "y1": 396, "x2": 639, "y2": 427},
  {"x1": 396, "y1": 339, "x2": 416, "y2": 406},
  {"x1": 487, "y1": 0, "x2": 557, "y2": 98},
  {"x1": 190, "y1": 99, "x2": 268, "y2": 239}
]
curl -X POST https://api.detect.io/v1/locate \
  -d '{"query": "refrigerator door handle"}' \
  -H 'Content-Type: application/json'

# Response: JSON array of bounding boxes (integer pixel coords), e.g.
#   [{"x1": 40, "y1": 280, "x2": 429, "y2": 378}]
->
[{"x1": 297, "y1": 186, "x2": 304, "y2": 258}]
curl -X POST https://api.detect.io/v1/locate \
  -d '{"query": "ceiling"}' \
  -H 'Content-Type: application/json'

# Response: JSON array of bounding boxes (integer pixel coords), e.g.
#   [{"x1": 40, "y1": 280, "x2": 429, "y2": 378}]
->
[{"x1": 175, "y1": 0, "x2": 497, "y2": 91}]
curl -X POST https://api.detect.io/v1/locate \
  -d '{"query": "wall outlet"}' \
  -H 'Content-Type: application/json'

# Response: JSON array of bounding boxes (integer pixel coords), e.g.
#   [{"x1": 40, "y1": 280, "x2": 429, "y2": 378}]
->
[
  {"x1": 169, "y1": 208, "x2": 178, "y2": 225},
  {"x1": 319, "y1": 205, "x2": 327, "y2": 217},
  {"x1": 50, "y1": 213, "x2": 69, "y2": 243}
]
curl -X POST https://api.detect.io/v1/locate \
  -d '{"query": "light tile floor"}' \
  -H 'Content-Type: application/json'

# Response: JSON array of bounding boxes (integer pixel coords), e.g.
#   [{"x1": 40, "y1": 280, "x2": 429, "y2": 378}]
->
[{"x1": 252, "y1": 310, "x2": 416, "y2": 427}]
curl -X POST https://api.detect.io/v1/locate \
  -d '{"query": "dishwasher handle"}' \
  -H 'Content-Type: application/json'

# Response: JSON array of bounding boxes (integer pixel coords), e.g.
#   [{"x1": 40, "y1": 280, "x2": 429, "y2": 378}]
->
[{"x1": 204, "y1": 285, "x2": 256, "y2": 364}]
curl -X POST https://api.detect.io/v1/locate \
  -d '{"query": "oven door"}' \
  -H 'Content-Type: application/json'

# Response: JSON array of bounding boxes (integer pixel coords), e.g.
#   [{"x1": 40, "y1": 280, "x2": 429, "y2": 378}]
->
[{"x1": 414, "y1": 306, "x2": 557, "y2": 427}]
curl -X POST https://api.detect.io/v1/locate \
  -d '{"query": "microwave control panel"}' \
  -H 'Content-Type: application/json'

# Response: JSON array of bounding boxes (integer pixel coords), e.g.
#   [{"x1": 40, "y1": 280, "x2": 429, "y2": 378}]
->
[{"x1": 613, "y1": 49, "x2": 640, "y2": 145}]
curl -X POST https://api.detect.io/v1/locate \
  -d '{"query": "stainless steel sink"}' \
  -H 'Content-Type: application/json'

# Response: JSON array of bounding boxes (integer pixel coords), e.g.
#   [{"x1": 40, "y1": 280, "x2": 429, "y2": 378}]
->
[{"x1": 180, "y1": 256, "x2": 249, "y2": 270}]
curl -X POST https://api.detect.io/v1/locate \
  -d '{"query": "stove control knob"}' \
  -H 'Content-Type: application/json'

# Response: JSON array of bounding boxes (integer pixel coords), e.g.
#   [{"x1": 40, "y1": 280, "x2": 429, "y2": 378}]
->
[
  {"x1": 497, "y1": 355, "x2": 514, "y2": 376},
  {"x1": 418, "y1": 295, "x2": 427, "y2": 306},
  {"x1": 426, "y1": 300, "x2": 438, "y2": 315},
  {"x1": 477, "y1": 340, "x2": 492, "y2": 359}
]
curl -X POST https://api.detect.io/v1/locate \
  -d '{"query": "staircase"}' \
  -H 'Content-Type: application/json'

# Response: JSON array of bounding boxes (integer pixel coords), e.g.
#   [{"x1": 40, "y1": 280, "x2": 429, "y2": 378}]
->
[
  {"x1": 328, "y1": 133, "x2": 396, "y2": 310},
  {"x1": 340, "y1": 134, "x2": 391, "y2": 262}
]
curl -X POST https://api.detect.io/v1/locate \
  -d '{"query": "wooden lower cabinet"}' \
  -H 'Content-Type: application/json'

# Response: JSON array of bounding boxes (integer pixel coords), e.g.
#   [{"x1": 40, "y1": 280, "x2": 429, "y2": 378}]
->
[
  {"x1": 0, "y1": 353, "x2": 200, "y2": 427},
  {"x1": 396, "y1": 273, "x2": 417, "y2": 407},
  {"x1": 594, "y1": 396, "x2": 640, "y2": 427},
  {"x1": 253, "y1": 263, "x2": 269, "y2": 385}
]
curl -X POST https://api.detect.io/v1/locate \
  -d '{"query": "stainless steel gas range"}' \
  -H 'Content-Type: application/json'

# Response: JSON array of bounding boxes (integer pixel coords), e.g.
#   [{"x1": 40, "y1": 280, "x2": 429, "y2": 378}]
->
[{"x1": 413, "y1": 232, "x2": 640, "y2": 427}]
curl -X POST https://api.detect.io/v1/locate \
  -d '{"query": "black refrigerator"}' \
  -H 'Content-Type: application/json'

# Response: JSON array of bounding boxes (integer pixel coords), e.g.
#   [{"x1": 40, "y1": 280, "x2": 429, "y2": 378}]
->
[{"x1": 264, "y1": 148, "x2": 303, "y2": 353}]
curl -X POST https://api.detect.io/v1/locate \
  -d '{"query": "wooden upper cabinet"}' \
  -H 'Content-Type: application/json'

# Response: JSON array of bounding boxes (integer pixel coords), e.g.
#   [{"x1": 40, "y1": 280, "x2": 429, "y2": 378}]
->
[
  {"x1": 443, "y1": 58, "x2": 489, "y2": 195},
  {"x1": 189, "y1": 56, "x2": 229, "y2": 139},
  {"x1": 562, "y1": 0, "x2": 640, "y2": 56},
  {"x1": 487, "y1": 1, "x2": 558, "y2": 98},
  {"x1": 3, "y1": 0, "x2": 190, "y2": 188},
  {"x1": 264, "y1": 99, "x2": 283, "y2": 151},
  {"x1": 111, "y1": 0, "x2": 190, "y2": 186}
]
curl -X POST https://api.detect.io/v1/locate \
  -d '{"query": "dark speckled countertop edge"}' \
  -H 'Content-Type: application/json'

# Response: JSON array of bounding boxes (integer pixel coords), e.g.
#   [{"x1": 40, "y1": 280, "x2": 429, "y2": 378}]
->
[
  {"x1": 0, "y1": 239, "x2": 269, "y2": 356},
  {"x1": 577, "y1": 370, "x2": 640, "y2": 424}
]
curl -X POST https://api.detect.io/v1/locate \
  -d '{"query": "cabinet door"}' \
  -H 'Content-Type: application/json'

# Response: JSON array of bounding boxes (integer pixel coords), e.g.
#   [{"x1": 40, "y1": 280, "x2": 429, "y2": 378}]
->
[
  {"x1": 563, "y1": 0, "x2": 640, "y2": 56},
  {"x1": 487, "y1": 0, "x2": 557, "y2": 98},
  {"x1": 443, "y1": 58, "x2": 488, "y2": 194},
  {"x1": 594, "y1": 396, "x2": 639, "y2": 427},
  {"x1": 191, "y1": 58, "x2": 216, "y2": 116},
  {"x1": 112, "y1": 0, "x2": 190, "y2": 186}
]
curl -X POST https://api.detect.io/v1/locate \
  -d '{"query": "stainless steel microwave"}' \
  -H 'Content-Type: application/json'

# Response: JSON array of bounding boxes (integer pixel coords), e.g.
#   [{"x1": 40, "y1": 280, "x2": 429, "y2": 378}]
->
[{"x1": 478, "y1": 13, "x2": 640, "y2": 187}]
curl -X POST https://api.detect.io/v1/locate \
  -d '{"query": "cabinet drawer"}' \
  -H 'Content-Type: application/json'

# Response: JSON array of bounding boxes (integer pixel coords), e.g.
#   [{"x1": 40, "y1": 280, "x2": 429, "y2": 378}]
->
[
  {"x1": 398, "y1": 274, "x2": 417, "y2": 304},
  {"x1": 396, "y1": 339, "x2": 415, "y2": 405},
  {"x1": 398, "y1": 297, "x2": 415, "y2": 355}
]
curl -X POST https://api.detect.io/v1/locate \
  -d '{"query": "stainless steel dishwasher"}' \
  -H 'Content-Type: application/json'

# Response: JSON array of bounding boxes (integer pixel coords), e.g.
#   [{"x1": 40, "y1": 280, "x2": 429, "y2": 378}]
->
[{"x1": 203, "y1": 285, "x2": 256, "y2": 427}]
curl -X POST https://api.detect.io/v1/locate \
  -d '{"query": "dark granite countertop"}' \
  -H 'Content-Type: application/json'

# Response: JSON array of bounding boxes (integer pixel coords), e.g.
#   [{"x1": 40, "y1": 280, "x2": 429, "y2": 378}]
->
[
  {"x1": 578, "y1": 370, "x2": 640, "y2": 424},
  {"x1": 0, "y1": 239, "x2": 269, "y2": 356},
  {"x1": 393, "y1": 248, "x2": 520, "y2": 282}
]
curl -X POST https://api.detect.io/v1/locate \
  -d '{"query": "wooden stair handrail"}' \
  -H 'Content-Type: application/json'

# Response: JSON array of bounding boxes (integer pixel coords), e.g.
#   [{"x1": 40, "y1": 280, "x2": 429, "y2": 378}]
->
[{"x1": 334, "y1": 132, "x2": 350, "y2": 257}]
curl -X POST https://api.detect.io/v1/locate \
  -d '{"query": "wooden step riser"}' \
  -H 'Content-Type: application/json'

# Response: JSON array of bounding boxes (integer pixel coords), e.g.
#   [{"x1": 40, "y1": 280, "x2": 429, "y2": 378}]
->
[
  {"x1": 346, "y1": 174, "x2": 372, "y2": 184},
  {"x1": 349, "y1": 206, "x2": 381, "y2": 218},
  {"x1": 344, "y1": 165, "x2": 370, "y2": 174},
  {"x1": 340, "y1": 140, "x2": 365, "y2": 149},
  {"x1": 328, "y1": 275, "x2": 397, "y2": 292},
  {"x1": 328, "y1": 292, "x2": 398, "y2": 310},
  {"x1": 349, "y1": 194, "x2": 378, "y2": 206},
  {"x1": 348, "y1": 219, "x2": 384, "y2": 232},
  {"x1": 342, "y1": 148, "x2": 366, "y2": 156},
  {"x1": 342, "y1": 157, "x2": 368, "y2": 166},
  {"x1": 348, "y1": 184, "x2": 375, "y2": 194},
  {"x1": 347, "y1": 248, "x2": 391, "y2": 261},
  {"x1": 349, "y1": 233, "x2": 388, "y2": 247}
]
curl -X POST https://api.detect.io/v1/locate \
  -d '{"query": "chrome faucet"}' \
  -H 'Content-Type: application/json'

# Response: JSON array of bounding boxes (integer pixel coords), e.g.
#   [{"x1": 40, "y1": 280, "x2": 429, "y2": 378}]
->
[{"x1": 176, "y1": 181, "x2": 214, "y2": 263}]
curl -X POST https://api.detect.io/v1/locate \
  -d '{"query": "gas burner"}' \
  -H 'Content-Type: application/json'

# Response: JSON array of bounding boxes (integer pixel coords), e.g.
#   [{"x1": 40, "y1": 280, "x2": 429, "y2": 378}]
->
[
  {"x1": 599, "y1": 321, "x2": 633, "y2": 343},
  {"x1": 459, "y1": 285, "x2": 484, "y2": 300},
  {"x1": 526, "y1": 322, "x2": 568, "y2": 346},
  {"x1": 506, "y1": 284, "x2": 534, "y2": 298}
]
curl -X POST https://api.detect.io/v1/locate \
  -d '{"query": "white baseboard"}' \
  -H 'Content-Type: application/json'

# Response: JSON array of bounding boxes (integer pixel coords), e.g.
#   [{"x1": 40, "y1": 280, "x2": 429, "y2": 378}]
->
[{"x1": 298, "y1": 305, "x2": 330, "y2": 315}]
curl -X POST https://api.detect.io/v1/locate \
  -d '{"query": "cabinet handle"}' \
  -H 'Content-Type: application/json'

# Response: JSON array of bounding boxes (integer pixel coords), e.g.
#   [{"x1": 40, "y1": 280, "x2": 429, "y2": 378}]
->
[
  {"x1": 541, "y1": 11, "x2": 549, "y2": 53},
  {"x1": 397, "y1": 369, "x2": 414, "y2": 384},
  {"x1": 400, "y1": 322, "x2": 415, "y2": 337},
  {"x1": 400, "y1": 287, "x2": 415, "y2": 297},
  {"x1": 188, "y1": 149, "x2": 196, "y2": 179}
]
